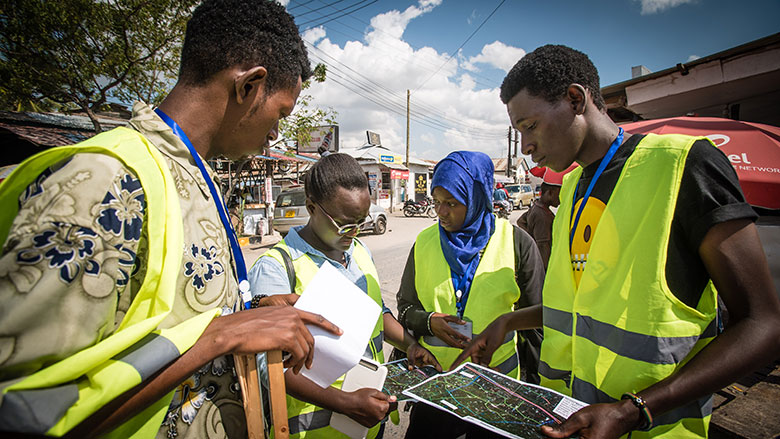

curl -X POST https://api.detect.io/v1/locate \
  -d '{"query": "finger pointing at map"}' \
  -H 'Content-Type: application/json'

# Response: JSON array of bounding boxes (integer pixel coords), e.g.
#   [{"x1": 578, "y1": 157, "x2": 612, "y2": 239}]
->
[{"x1": 450, "y1": 312, "x2": 513, "y2": 370}]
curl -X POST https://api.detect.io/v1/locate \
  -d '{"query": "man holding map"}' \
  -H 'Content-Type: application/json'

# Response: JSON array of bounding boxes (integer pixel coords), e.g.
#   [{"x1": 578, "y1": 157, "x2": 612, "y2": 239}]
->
[{"x1": 452, "y1": 45, "x2": 780, "y2": 438}]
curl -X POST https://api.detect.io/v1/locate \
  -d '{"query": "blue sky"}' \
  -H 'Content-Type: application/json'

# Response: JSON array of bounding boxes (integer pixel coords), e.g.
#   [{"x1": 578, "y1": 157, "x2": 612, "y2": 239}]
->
[{"x1": 282, "y1": 0, "x2": 780, "y2": 161}]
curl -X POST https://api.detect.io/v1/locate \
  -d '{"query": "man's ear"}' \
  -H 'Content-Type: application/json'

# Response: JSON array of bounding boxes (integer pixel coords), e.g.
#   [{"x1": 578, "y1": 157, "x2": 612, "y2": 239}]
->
[
  {"x1": 234, "y1": 66, "x2": 268, "y2": 105},
  {"x1": 305, "y1": 198, "x2": 316, "y2": 215},
  {"x1": 566, "y1": 84, "x2": 588, "y2": 115}
]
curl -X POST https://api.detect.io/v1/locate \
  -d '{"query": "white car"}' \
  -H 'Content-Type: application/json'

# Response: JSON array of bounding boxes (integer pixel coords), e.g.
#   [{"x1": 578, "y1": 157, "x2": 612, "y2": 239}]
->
[{"x1": 273, "y1": 188, "x2": 387, "y2": 235}]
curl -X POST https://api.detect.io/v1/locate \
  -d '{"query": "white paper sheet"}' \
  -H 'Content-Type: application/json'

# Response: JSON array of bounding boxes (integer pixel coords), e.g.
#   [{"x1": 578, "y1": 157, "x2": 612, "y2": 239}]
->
[{"x1": 294, "y1": 262, "x2": 381, "y2": 388}]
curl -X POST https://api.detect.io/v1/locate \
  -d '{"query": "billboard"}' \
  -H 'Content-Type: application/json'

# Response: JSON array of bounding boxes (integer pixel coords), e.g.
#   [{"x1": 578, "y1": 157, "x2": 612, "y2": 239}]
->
[
  {"x1": 366, "y1": 130, "x2": 381, "y2": 146},
  {"x1": 298, "y1": 125, "x2": 339, "y2": 153}
]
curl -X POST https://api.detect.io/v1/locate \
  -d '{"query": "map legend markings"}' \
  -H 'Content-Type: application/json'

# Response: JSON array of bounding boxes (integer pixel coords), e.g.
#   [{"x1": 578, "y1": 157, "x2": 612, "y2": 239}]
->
[{"x1": 403, "y1": 363, "x2": 587, "y2": 439}]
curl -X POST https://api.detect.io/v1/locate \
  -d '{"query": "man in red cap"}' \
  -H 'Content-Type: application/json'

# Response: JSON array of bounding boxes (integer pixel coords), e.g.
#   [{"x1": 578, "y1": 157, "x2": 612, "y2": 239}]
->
[{"x1": 517, "y1": 167, "x2": 570, "y2": 269}]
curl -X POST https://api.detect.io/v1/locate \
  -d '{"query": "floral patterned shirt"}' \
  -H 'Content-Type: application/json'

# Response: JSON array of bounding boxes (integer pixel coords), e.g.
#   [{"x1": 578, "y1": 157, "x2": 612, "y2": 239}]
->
[{"x1": 0, "y1": 102, "x2": 246, "y2": 438}]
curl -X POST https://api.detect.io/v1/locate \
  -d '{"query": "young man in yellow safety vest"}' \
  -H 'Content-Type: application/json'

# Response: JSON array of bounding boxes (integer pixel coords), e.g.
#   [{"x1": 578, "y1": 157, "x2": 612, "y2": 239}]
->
[
  {"x1": 0, "y1": 1, "x2": 341, "y2": 437},
  {"x1": 452, "y1": 45, "x2": 780, "y2": 438}
]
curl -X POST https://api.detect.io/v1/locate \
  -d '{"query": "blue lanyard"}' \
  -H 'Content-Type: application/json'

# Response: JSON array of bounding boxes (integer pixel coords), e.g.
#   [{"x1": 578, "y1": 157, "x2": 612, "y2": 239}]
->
[
  {"x1": 454, "y1": 255, "x2": 481, "y2": 319},
  {"x1": 569, "y1": 128, "x2": 624, "y2": 249},
  {"x1": 154, "y1": 108, "x2": 251, "y2": 310}
]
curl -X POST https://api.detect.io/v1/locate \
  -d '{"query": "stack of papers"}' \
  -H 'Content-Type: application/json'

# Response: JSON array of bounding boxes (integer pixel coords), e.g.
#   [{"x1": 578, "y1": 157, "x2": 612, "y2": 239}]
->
[{"x1": 294, "y1": 263, "x2": 381, "y2": 388}]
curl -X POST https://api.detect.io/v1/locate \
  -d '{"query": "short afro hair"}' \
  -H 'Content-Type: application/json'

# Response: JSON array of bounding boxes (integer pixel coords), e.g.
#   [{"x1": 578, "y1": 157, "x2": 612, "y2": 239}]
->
[
  {"x1": 305, "y1": 153, "x2": 368, "y2": 203},
  {"x1": 179, "y1": 0, "x2": 312, "y2": 93},
  {"x1": 500, "y1": 45, "x2": 605, "y2": 110}
]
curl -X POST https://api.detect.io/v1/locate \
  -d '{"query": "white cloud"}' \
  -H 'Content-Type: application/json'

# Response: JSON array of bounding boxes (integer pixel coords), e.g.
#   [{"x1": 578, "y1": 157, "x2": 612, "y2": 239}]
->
[
  {"x1": 467, "y1": 9, "x2": 478, "y2": 26},
  {"x1": 687, "y1": 54, "x2": 700, "y2": 62},
  {"x1": 278, "y1": 0, "x2": 290, "y2": 7},
  {"x1": 464, "y1": 41, "x2": 526, "y2": 73},
  {"x1": 298, "y1": 0, "x2": 518, "y2": 161},
  {"x1": 638, "y1": 0, "x2": 696, "y2": 14}
]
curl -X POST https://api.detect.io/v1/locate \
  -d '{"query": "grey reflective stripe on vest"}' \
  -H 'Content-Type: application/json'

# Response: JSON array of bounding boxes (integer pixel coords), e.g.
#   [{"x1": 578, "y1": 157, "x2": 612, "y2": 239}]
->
[
  {"x1": 572, "y1": 376, "x2": 616, "y2": 404},
  {"x1": 113, "y1": 333, "x2": 180, "y2": 380},
  {"x1": 572, "y1": 377, "x2": 712, "y2": 426},
  {"x1": 288, "y1": 409, "x2": 332, "y2": 436},
  {"x1": 652, "y1": 395, "x2": 712, "y2": 428},
  {"x1": 0, "y1": 384, "x2": 79, "y2": 434},
  {"x1": 496, "y1": 351, "x2": 519, "y2": 374},
  {"x1": 364, "y1": 331, "x2": 384, "y2": 358},
  {"x1": 539, "y1": 361, "x2": 571, "y2": 387},
  {"x1": 543, "y1": 306, "x2": 573, "y2": 336},
  {"x1": 575, "y1": 314, "x2": 717, "y2": 365}
]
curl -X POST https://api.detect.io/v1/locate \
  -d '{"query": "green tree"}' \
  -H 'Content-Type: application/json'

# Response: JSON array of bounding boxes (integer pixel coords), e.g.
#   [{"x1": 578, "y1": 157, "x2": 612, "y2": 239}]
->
[
  {"x1": 278, "y1": 63, "x2": 338, "y2": 152},
  {"x1": 0, "y1": 0, "x2": 196, "y2": 132}
]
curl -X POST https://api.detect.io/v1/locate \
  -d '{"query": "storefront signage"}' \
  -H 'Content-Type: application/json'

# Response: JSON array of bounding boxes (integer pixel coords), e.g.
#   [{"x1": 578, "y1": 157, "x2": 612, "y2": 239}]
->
[
  {"x1": 415, "y1": 174, "x2": 427, "y2": 194},
  {"x1": 391, "y1": 169, "x2": 409, "y2": 180},
  {"x1": 380, "y1": 155, "x2": 394, "y2": 163}
]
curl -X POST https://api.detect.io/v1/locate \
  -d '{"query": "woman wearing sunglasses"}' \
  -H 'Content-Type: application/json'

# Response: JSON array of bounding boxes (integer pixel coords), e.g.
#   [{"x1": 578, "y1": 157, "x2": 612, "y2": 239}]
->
[
  {"x1": 396, "y1": 151, "x2": 545, "y2": 439},
  {"x1": 248, "y1": 153, "x2": 440, "y2": 439}
]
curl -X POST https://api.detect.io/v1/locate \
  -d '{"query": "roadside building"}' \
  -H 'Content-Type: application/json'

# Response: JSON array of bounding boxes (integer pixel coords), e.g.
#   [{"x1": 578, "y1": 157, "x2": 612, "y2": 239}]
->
[
  {"x1": 0, "y1": 110, "x2": 128, "y2": 167},
  {"x1": 603, "y1": 32, "x2": 780, "y2": 125},
  {"x1": 347, "y1": 144, "x2": 434, "y2": 210}
]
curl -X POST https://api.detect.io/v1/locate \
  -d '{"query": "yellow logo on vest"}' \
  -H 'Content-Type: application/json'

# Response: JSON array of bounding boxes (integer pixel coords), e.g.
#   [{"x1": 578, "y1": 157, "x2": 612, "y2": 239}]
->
[{"x1": 570, "y1": 196, "x2": 613, "y2": 287}]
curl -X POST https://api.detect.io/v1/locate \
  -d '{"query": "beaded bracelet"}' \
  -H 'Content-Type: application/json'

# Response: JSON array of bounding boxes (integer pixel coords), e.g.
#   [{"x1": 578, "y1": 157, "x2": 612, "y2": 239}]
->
[
  {"x1": 250, "y1": 294, "x2": 268, "y2": 309},
  {"x1": 621, "y1": 392, "x2": 653, "y2": 432}
]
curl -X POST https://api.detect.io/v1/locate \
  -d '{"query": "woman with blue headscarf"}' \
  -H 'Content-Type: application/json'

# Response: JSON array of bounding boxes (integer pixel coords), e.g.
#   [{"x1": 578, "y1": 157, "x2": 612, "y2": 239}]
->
[{"x1": 397, "y1": 151, "x2": 545, "y2": 439}]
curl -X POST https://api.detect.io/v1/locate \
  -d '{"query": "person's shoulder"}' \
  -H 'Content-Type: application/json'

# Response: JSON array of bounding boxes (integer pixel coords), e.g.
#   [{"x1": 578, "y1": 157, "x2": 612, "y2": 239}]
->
[
  {"x1": 512, "y1": 224, "x2": 536, "y2": 246},
  {"x1": 20, "y1": 152, "x2": 141, "y2": 206},
  {"x1": 681, "y1": 138, "x2": 741, "y2": 184},
  {"x1": 64, "y1": 151, "x2": 137, "y2": 176}
]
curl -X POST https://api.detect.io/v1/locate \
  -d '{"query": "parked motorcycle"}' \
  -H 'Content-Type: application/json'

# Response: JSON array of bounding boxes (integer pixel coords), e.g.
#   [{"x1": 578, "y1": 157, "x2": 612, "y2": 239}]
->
[
  {"x1": 493, "y1": 201, "x2": 511, "y2": 219},
  {"x1": 404, "y1": 196, "x2": 437, "y2": 218}
]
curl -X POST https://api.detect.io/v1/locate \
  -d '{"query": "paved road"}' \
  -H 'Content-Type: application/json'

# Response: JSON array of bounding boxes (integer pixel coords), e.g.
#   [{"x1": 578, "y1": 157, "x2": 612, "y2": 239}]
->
[{"x1": 241, "y1": 206, "x2": 528, "y2": 438}]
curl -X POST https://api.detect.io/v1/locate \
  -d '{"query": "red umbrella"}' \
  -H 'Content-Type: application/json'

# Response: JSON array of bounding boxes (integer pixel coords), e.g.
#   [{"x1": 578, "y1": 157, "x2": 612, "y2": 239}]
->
[{"x1": 620, "y1": 117, "x2": 780, "y2": 209}]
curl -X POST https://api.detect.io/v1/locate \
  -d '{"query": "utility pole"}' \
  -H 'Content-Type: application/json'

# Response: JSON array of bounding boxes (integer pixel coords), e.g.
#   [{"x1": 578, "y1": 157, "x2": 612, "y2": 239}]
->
[
  {"x1": 506, "y1": 126, "x2": 512, "y2": 178},
  {"x1": 406, "y1": 89, "x2": 410, "y2": 169}
]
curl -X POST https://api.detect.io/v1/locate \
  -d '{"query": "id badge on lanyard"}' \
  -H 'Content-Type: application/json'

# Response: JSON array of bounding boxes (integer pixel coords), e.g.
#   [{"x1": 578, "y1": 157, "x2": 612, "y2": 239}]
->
[
  {"x1": 155, "y1": 108, "x2": 252, "y2": 310},
  {"x1": 569, "y1": 128, "x2": 624, "y2": 250}
]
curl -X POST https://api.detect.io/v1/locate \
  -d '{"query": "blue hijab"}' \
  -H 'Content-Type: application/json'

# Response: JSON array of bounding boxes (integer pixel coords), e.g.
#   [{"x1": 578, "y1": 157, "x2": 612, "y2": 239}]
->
[{"x1": 431, "y1": 151, "x2": 495, "y2": 315}]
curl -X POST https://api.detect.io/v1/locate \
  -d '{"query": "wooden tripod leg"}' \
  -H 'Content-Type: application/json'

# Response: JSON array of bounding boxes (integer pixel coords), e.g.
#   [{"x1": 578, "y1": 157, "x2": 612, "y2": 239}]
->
[
  {"x1": 235, "y1": 354, "x2": 265, "y2": 438},
  {"x1": 267, "y1": 350, "x2": 289, "y2": 439}
]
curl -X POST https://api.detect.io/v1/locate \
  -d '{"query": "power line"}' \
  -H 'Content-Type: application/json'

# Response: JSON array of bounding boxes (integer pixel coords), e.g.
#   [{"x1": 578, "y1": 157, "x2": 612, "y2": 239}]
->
[
  {"x1": 307, "y1": 51, "x2": 507, "y2": 140},
  {"x1": 292, "y1": 0, "x2": 347, "y2": 17},
  {"x1": 323, "y1": 72, "x2": 507, "y2": 141},
  {"x1": 297, "y1": 0, "x2": 378, "y2": 27},
  {"x1": 297, "y1": 0, "x2": 501, "y2": 89},
  {"x1": 413, "y1": 0, "x2": 507, "y2": 93},
  {"x1": 305, "y1": 41, "x2": 505, "y2": 136},
  {"x1": 287, "y1": 0, "x2": 318, "y2": 11}
]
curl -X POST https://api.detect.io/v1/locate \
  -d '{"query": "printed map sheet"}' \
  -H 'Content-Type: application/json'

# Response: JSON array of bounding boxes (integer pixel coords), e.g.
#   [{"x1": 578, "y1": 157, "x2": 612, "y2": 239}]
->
[
  {"x1": 381, "y1": 359, "x2": 441, "y2": 402},
  {"x1": 403, "y1": 362, "x2": 588, "y2": 439}
]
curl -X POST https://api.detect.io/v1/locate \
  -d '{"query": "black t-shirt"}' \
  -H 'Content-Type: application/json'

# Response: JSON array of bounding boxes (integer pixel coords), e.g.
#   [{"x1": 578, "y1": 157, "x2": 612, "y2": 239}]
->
[{"x1": 572, "y1": 134, "x2": 757, "y2": 308}]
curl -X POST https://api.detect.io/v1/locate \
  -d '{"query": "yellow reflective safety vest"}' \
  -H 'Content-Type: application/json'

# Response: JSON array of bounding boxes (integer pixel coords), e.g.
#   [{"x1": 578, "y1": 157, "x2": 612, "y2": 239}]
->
[
  {"x1": 0, "y1": 127, "x2": 221, "y2": 437},
  {"x1": 415, "y1": 218, "x2": 521, "y2": 378},
  {"x1": 541, "y1": 134, "x2": 718, "y2": 438},
  {"x1": 261, "y1": 238, "x2": 385, "y2": 438}
]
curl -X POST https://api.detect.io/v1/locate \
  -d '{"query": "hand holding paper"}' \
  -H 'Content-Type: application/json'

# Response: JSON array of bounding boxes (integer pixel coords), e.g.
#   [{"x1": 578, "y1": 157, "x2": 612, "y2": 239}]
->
[{"x1": 294, "y1": 262, "x2": 382, "y2": 388}]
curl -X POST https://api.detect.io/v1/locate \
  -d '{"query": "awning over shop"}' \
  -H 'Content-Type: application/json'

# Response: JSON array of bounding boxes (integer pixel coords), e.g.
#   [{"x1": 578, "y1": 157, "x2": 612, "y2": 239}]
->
[
  {"x1": 268, "y1": 149, "x2": 318, "y2": 163},
  {"x1": 379, "y1": 161, "x2": 409, "y2": 179},
  {"x1": 380, "y1": 162, "x2": 408, "y2": 170}
]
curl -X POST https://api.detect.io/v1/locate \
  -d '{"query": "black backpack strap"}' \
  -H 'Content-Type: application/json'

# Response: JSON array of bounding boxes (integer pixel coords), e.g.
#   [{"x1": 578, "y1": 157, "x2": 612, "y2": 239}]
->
[{"x1": 272, "y1": 246, "x2": 296, "y2": 294}]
